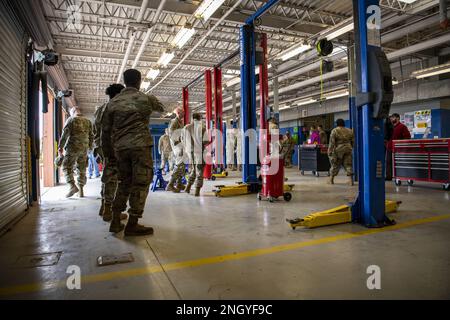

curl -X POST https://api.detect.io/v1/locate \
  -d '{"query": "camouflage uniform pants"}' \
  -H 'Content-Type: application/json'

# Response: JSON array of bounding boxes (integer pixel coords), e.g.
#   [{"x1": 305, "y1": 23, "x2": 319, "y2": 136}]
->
[
  {"x1": 113, "y1": 147, "x2": 153, "y2": 218},
  {"x1": 169, "y1": 162, "x2": 185, "y2": 187},
  {"x1": 187, "y1": 163, "x2": 205, "y2": 188},
  {"x1": 63, "y1": 149, "x2": 88, "y2": 187},
  {"x1": 101, "y1": 157, "x2": 118, "y2": 206},
  {"x1": 329, "y1": 149, "x2": 353, "y2": 177},
  {"x1": 160, "y1": 152, "x2": 171, "y2": 171}
]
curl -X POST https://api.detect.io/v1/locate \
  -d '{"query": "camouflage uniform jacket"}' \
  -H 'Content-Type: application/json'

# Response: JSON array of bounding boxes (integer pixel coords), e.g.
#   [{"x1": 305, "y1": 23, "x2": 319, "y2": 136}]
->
[
  {"x1": 93, "y1": 103, "x2": 107, "y2": 149},
  {"x1": 102, "y1": 87, "x2": 164, "y2": 155},
  {"x1": 59, "y1": 114, "x2": 93, "y2": 152},
  {"x1": 182, "y1": 121, "x2": 209, "y2": 164},
  {"x1": 328, "y1": 127, "x2": 354, "y2": 155},
  {"x1": 158, "y1": 134, "x2": 172, "y2": 155},
  {"x1": 168, "y1": 116, "x2": 184, "y2": 157}
]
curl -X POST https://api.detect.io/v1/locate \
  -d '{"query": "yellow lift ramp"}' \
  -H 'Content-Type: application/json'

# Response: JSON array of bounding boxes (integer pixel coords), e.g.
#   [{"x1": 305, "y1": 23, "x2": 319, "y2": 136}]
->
[
  {"x1": 286, "y1": 200, "x2": 401, "y2": 229},
  {"x1": 213, "y1": 183, "x2": 295, "y2": 197},
  {"x1": 211, "y1": 170, "x2": 229, "y2": 181}
]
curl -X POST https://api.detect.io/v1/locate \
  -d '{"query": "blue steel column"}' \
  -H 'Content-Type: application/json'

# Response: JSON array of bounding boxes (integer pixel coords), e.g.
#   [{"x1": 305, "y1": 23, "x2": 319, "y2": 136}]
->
[
  {"x1": 240, "y1": 25, "x2": 258, "y2": 184},
  {"x1": 352, "y1": 0, "x2": 386, "y2": 226},
  {"x1": 348, "y1": 45, "x2": 358, "y2": 182}
]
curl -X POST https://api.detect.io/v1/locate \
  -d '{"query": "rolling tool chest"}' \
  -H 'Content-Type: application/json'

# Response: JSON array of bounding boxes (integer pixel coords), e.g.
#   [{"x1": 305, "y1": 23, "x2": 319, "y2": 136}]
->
[
  {"x1": 298, "y1": 144, "x2": 331, "y2": 177},
  {"x1": 393, "y1": 138, "x2": 450, "y2": 190}
]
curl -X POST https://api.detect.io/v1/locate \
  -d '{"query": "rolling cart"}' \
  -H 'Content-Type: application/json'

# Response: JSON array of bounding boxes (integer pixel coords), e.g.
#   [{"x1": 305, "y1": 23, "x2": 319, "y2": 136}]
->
[
  {"x1": 298, "y1": 144, "x2": 331, "y2": 177},
  {"x1": 393, "y1": 138, "x2": 450, "y2": 190},
  {"x1": 258, "y1": 156, "x2": 292, "y2": 203}
]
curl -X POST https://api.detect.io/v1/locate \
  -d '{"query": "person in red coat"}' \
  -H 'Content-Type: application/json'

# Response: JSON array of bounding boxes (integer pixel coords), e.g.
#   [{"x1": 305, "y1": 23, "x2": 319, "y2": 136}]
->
[{"x1": 386, "y1": 113, "x2": 411, "y2": 180}]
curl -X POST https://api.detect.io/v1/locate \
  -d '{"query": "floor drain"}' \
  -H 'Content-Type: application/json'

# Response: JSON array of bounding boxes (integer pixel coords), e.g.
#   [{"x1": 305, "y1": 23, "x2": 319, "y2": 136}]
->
[
  {"x1": 15, "y1": 252, "x2": 62, "y2": 268},
  {"x1": 97, "y1": 253, "x2": 134, "y2": 267}
]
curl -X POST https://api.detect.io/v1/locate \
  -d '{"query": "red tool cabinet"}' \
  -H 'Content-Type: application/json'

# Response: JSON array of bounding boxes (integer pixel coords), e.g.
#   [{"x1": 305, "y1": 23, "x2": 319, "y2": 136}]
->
[{"x1": 392, "y1": 138, "x2": 450, "y2": 190}]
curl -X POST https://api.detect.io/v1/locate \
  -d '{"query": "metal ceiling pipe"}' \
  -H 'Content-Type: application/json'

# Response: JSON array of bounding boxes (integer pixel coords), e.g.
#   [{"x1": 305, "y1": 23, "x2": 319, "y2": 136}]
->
[
  {"x1": 147, "y1": 0, "x2": 244, "y2": 93},
  {"x1": 116, "y1": 0, "x2": 149, "y2": 83},
  {"x1": 132, "y1": 0, "x2": 166, "y2": 68},
  {"x1": 440, "y1": 0, "x2": 449, "y2": 28},
  {"x1": 381, "y1": 13, "x2": 441, "y2": 44}
]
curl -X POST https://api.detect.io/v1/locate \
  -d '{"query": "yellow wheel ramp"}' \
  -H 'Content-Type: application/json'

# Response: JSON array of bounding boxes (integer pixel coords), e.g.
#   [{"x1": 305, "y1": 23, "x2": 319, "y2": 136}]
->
[
  {"x1": 213, "y1": 183, "x2": 295, "y2": 197},
  {"x1": 212, "y1": 171, "x2": 229, "y2": 179},
  {"x1": 286, "y1": 200, "x2": 401, "y2": 229}
]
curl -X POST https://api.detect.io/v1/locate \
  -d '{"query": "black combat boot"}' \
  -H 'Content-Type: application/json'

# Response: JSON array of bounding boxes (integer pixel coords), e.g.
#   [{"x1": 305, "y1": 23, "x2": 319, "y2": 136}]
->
[
  {"x1": 124, "y1": 216, "x2": 154, "y2": 236},
  {"x1": 194, "y1": 187, "x2": 201, "y2": 197},
  {"x1": 109, "y1": 211, "x2": 125, "y2": 233}
]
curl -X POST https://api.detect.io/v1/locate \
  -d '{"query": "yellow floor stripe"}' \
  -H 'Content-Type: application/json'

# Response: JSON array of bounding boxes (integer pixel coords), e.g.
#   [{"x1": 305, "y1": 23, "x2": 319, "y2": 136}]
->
[{"x1": 1, "y1": 213, "x2": 449, "y2": 297}]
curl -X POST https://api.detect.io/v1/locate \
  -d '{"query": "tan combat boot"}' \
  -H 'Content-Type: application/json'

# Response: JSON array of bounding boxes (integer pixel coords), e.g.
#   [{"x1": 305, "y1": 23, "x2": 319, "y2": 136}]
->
[
  {"x1": 348, "y1": 176, "x2": 354, "y2": 186},
  {"x1": 109, "y1": 211, "x2": 125, "y2": 233},
  {"x1": 166, "y1": 183, "x2": 180, "y2": 193},
  {"x1": 98, "y1": 199, "x2": 105, "y2": 216},
  {"x1": 65, "y1": 183, "x2": 79, "y2": 198},
  {"x1": 177, "y1": 184, "x2": 186, "y2": 191},
  {"x1": 194, "y1": 187, "x2": 201, "y2": 197},
  {"x1": 185, "y1": 183, "x2": 192, "y2": 194},
  {"x1": 124, "y1": 216, "x2": 154, "y2": 236},
  {"x1": 103, "y1": 205, "x2": 112, "y2": 222},
  {"x1": 327, "y1": 176, "x2": 335, "y2": 185},
  {"x1": 104, "y1": 206, "x2": 128, "y2": 222},
  {"x1": 78, "y1": 186, "x2": 84, "y2": 198}
]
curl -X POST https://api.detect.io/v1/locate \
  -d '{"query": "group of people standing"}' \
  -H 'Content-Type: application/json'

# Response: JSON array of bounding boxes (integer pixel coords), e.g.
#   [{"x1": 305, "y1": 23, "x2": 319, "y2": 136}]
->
[{"x1": 58, "y1": 69, "x2": 165, "y2": 236}]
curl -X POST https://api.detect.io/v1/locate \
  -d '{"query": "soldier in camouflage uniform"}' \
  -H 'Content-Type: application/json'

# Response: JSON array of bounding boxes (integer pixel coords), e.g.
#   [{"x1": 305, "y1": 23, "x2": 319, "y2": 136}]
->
[
  {"x1": 328, "y1": 118, "x2": 354, "y2": 185},
  {"x1": 226, "y1": 121, "x2": 237, "y2": 171},
  {"x1": 280, "y1": 134, "x2": 294, "y2": 167},
  {"x1": 158, "y1": 128, "x2": 172, "y2": 173},
  {"x1": 182, "y1": 113, "x2": 212, "y2": 197},
  {"x1": 102, "y1": 69, "x2": 165, "y2": 236},
  {"x1": 58, "y1": 107, "x2": 93, "y2": 198},
  {"x1": 166, "y1": 107, "x2": 186, "y2": 193},
  {"x1": 93, "y1": 83, "x2": 127, "y2": 222}
]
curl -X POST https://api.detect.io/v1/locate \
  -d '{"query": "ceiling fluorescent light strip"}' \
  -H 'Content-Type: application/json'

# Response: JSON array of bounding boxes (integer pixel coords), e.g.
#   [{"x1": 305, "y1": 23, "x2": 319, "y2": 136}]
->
[
  {"x1": 194, "y1": 0, "x2": 226, "y2": 22},
  {"x1": 412, "y1": 62, "x2": 450, "y2": 79},
  {"x1": 171, "y1": 25, "x2": 196, "y2": 48}
]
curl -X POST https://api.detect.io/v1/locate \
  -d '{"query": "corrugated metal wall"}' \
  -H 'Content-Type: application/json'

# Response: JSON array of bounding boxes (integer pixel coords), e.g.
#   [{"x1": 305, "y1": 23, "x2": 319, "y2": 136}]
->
[{"x1": 0, "y1": 0, "x2": 29, "y2": 232}]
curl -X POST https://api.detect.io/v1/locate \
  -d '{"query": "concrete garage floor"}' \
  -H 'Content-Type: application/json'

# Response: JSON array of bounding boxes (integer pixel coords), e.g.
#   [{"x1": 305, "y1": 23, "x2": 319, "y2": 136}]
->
[{"x1": 0, "y1": 168, "x2": 449, "y2": 299}]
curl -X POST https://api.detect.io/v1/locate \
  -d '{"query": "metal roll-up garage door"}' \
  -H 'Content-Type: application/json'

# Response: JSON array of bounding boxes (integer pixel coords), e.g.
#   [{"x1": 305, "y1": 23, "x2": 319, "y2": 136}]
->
[{"x1": 0, "y1": 1, "x2": 29, "y2": 232}]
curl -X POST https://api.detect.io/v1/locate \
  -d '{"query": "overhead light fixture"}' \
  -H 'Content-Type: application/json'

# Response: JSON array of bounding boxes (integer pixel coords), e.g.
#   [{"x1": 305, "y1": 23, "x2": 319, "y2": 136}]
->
[
  {"x1": 277, "y1": 43, "x2": 312, "y2": 61},
  {"x1": 157, "y1": 51, "x2": 175, "y2": 67},
  {"x1": 411, "y1": 62, "x2": 450, "y2": 79},
  {"x1": 171, "y1": 24, "x2": 196, "y2": 48},
  {"x1": 295, "y1": 98, "x2": 316, "y2": 106},
  {"x1": 397, "y1": 0, "x2": 419, "y2": 4},
  {"x1": 324, "y1": 90, "x2": 349, "y2": 100},
  {"x1": 140, "y1": 81, "x2": 150, "y2": 91},
  {"x1": 225, "y1": 77, "x2": 241, "y2": 87},
  {"x1": 194, "y1": 0, "x2": 226, "y2": 22},
  {"x1": 146, "y1": 68, "x2": 160, "y2": 80},
  {"x1": 392, "y1": 78, "x2": 399, "y2": 85},
  {"x1": 325, "y1": 22, "x2": 354, "y2": 41}
]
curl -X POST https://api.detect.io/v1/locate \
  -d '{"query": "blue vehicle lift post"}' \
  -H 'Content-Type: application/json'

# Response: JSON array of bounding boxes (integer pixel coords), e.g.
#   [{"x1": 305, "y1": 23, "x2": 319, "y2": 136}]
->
[
  {"x1": 240, "y1": 0, "x2": 280, "y2": 190},
  {"x1": 351, "y1": 0, "x2": 394, "y2": 227}
]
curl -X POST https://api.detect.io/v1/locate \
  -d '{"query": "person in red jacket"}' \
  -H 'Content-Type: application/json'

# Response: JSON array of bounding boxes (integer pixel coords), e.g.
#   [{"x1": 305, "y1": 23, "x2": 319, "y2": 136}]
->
[{"x1": 386, "y1": 113, "x2": 411, "y2": 180}]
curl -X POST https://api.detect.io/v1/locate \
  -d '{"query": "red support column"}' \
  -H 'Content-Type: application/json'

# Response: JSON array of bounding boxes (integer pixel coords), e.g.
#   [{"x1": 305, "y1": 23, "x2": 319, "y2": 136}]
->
[
  {"x1": 258, "y1": 32, "x2": 269, "y2": 156},
  {"x1": 182, "y1": 87, "x2": 189, "y2": 125},
  {"x1": 203, "y1": 70, "x2": 213, "y2": 179},
  {"x1": 213, "y1": 67, "x2": 223, "y2": 168}
]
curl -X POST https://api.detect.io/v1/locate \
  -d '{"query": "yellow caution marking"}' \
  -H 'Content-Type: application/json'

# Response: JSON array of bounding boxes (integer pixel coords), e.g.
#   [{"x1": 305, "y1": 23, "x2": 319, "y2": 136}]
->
[{"x1": 1, "y1": 213, "x2": 449, "y2": 297}]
